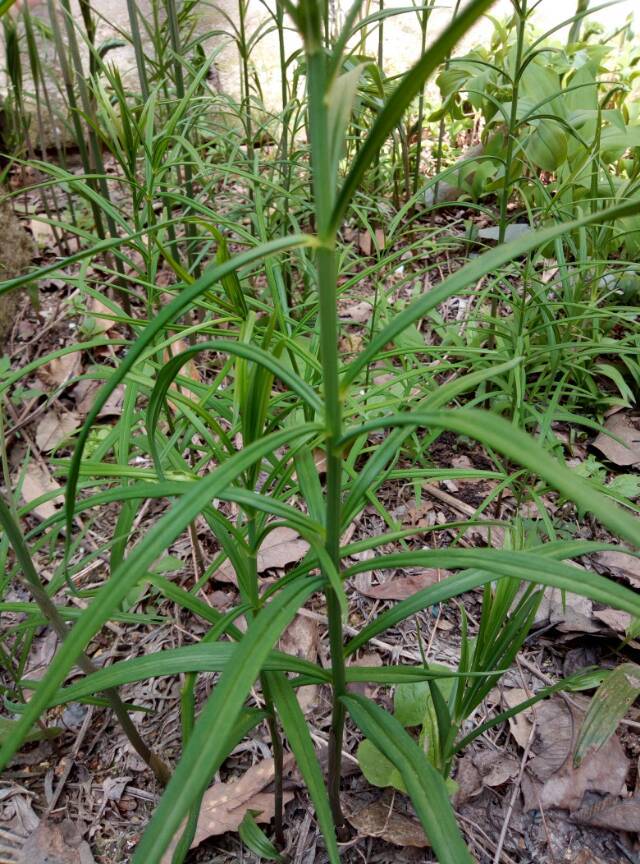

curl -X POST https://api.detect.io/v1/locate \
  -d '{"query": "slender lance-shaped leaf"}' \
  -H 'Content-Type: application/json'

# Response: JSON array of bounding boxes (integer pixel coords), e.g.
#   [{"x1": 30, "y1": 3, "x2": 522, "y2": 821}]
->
[
  {"x1": 147, "y1": 340, "x2": 322, "y2": 448},
  {"x1": 0, "y1": 424, "x2": 319, "y2": 771},
  {"x1": 65, "y1": 234, "x2": 314, "y2": 539},
  {"x1": 342, "y1": 199, "x2": 640, "y2": 388},
  {"x1": 342, "y1": 693, "x2": 473, "y2": 863},
  {"x1": 131, "y1": 575, "x2": 323, "y2": 863},
  {"x1": 339, "y1": 409, "x2": 640, "y2": 549},
  {"x1": 344, "y1": 549, "x2": 640, "y2": 655},
  {"x1": 38, "y1": 645, "x2": 331, "y2": 707},
  {"x1": 331, "y1": 0, "x2": 494, "y2": 233},
  {"x1": 268, "y1": 673, "x2": 340, "y2": 864}
]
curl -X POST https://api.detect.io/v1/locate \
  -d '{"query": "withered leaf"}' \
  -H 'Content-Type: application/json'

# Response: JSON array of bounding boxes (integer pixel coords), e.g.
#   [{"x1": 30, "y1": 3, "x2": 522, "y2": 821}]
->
[
  {"x1": 523, "y1": 698, "x2": 629, "y2": 812},
  {"x1": 19, "y1": 820, "x2": 95, "y2": 864},
  {"x1": 160, "y1": 756, "x2": 294, "y2": 863},
  {"x1": 216, "y1": 526, "x2": 309, "y2": 583},
  {"x1": 354, "y1": 569, "x2": 444, "y2": 601},
  {"x1": 595, "y1": 550, "x2": 640, "y2": 589},
  {"x1": 37, "y1": 352, "x2": 82, "y2": 389},
  {"x1": 20, "y1": 463, "x2": 63, "y2": 520},
  {"x1": 592, "y1": 412, "x2": 640, "y2": 466},
  {"x1": 280, "y1": 615, "x2": 319, "y2": 712},
  {"x1": 571, "y1": 792, "x2": 640, "y2": 831},
  {"x1": 35, "y1": 411, "x2": 80, "y2": 452},
  {"x1": 344, "y1": 796, "x2": 429, "y2": 848}
]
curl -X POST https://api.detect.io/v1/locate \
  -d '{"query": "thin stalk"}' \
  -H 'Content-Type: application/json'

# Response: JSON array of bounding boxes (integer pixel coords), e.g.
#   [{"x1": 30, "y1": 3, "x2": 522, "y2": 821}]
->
[
  {"x1": 126, "y1": 0, "x2": 150, "y2": 102},
  {"x1": 306, "y1": 35, "x2": 346, "y2": 827},
  {"x1": 238, "y1": 0, "x2": 254, "y2": 150},
  {"x1": 489, "y1": 0, "x2": 527, "y2": 346},
  {"x1": 432, "y1": 0, "x2": 461, "y2": 203},
  {"x1": 412, "y1": 0, "x2": 434, "y2": 196},
  {"x1": 165, "y1": 0, "x2": 200, "y2": 276},
  {"x1": 0, "y1": 495, "x2": 171, "y2": 785}
]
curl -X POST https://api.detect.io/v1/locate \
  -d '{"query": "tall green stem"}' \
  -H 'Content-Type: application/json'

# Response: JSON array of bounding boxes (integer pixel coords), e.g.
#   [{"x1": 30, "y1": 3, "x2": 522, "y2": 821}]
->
[
  {"x1": 306, "y1": 32, "x2": 347, "y2": 827},
  {"x1": 489, "y1": 0, "x2": 527, "y2": 347}
]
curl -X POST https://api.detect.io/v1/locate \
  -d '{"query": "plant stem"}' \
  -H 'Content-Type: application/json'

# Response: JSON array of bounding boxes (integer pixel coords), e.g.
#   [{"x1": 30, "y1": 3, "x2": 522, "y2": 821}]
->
[
  {"x1": 306, "y1": 34, "x2": 347, "y2": 827},
  {"x1": 489, "y1": 0, "x2": 527, "y2": 347}
]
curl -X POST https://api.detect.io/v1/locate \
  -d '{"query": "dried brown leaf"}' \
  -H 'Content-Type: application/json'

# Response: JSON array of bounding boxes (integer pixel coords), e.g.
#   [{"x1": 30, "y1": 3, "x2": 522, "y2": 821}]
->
[
  {"x1": 35, "y1": 411, "x2": 80, "y2": 452},
  {"x1": 160, "y1": 757, "x2": 294, "y2": 863},
  {"x1": 592, "y1": 412, "x2": 640, "y2": 466},
  {"x1": 344, "y1": 796, "x2": 429, "y2": 848},
  {"x1": 354, "y1": 569, "x2": 445, "y2": 601},
  {"x1": 571, "y1": 792, "x2": 640, "y2": 831},
  {"x1": 343, "y1": 301, "x2": 372, "y2": 324},
  {"x1": 19, "y1": 820, "x2": 95, "y2": 864},
  {"x1": 20, "y1": 463, "x2": 63, "y2": 520},
  {"x1": 216, "y1": 526, "x2": 309, "y2": 583},
  {"x1": 595, "y1": 550, "x2": 640, "y2": 589},
  {"x1": 37, "y1": 352, "x2": 82, "y2": 389},
  {"x1": 502, "y1": 688, "x2": 535, "y2": 749},
  {"x1": 523, "y1": 698, "x2": 629, "y2": 812},
  {"x1": 88, "y1": 297, "x2": 118, "y2": 335},
  {"x1": 592, "y1": 608, "x2": 631, "y2": 633},
  {"x1": 280, "y1": 615, "x2": 319, "y2": 712},
  {"x1": 73, "y1": 379, "x2": 124, "y2": 418}
]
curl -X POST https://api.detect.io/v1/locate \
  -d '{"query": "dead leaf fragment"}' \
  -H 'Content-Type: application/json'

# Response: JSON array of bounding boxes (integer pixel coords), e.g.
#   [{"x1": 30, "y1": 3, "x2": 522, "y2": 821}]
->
[
  {"x1": 280, "y1": 615, "x2": 319, "y2": 712},
  {"x1": 215, "y1": 526, "x2": 309, "y2": 583},
  {"x1": 161, "y1": 757, "x2": 294, "y2": 863},
  {"x1": 595, "y1": 550, "x2": 640, "y2": 589},
  {"x1": 502, "y1": 688, "x2": 534, "y2": 750},
  {"x1": 592, "y1": 412, "x2": 640, "y2": 466},
  {"x1": 37, "y1": 352, "x2": 82, "y2": 389},
  {"x1": 344, "y1": 796, "x2": 429, "y2": 848},
  {"x1": 342, "y1": 301, "x2": 372, "y2": 323},
  {"x1": 35, "y1": 410, "x2": 80, "y2": 452},
  {"x1": 20, "y1": 463, "x2": 63, "y2": 520},
  {"x1": 19, "y1": 820, "x2": 95, "y2": 864},
  {"x1": 571, "y1": 792, "x2": 640, "y2": 831},
  {"x1": 523, "y1": 698, "x2": 629, "y2": 812},
  {"x1": 88, "y1": 297, "x2": 118, "y2": 335},
  {"x1": 354, "y1": 569, "x2": 445, "y2": 600}
]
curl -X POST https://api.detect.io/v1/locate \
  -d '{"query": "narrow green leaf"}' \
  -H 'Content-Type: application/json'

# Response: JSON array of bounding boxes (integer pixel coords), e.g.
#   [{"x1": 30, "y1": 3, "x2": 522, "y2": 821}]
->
[
  {"x1": 268, "y1": 673, "x2": 340, "y2": 864},
  {"x1": 0, "y1": 425, "x2": 319, "y2": 771},
  {"x1": 131, "y1": 575, "x2": 322, "y2": 862},
  {"x1": 239, "y1": 811, "x2": 283, "y2": 862}
]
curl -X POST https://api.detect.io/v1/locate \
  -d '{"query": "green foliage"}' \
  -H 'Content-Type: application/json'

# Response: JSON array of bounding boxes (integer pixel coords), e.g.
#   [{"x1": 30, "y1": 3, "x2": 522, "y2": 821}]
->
[{"x1": 1, "y1": 0, "x2": 640, "y2": 861}]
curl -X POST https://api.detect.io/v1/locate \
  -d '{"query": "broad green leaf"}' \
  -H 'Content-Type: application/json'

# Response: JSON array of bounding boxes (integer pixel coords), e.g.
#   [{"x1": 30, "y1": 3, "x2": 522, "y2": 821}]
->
[
  {"x1": 356, "y1": 738, "x2": 406, "y2": 793},
  {"x1": 525, "y1": 119, "x2": 568, "y2": 172},
  {"x1": 343, "y1": 694, "x2": 472, "y2": 863},
  {"x1": 394, "y1": 668, "x2": 454, "y2": 727}
]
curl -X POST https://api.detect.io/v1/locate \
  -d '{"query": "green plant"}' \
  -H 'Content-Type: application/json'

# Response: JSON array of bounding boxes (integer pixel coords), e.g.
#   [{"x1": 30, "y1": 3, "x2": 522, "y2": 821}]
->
[{"x1": 2, "y1": 1, "x2": 640, "y2": 862}]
